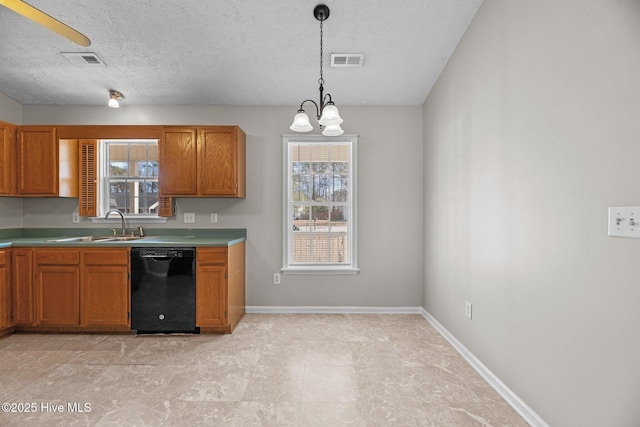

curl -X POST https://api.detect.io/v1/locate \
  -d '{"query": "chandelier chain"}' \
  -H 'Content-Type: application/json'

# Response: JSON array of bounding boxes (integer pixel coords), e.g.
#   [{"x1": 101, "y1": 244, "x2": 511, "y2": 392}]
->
[{"x1": 319, "y1": 18, "x2": 324, "y2": 86}]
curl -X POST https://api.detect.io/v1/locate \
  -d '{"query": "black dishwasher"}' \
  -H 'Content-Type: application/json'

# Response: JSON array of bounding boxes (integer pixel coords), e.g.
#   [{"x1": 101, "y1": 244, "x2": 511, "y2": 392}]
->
[{"x1": 130, "y1": 247, "x2": 199, "y2": 334}]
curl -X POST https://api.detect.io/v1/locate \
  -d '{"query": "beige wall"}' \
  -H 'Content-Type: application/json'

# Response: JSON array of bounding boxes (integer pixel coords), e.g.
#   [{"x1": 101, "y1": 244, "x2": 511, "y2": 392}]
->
[
  {"x1": 9, "y1": 104, "x2": 424, "y2": 308},
  {"x1": 423, "y1": 1, "x2": 640, "y2": 425}
]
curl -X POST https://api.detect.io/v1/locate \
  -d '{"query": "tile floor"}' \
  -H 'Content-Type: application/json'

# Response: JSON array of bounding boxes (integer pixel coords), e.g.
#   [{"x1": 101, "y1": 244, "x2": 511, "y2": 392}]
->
[{"x1": 0, "y1": 314, "x2": 528, "y2": 426}]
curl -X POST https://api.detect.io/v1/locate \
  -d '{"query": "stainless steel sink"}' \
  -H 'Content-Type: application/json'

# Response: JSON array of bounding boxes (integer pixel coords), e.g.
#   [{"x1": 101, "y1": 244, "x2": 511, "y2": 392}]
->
[
  {"x1": 46, "y1": 235, "x2": 151, "y2": 243},
  {"x1": 46, "y1": 235, "x2": 114, "y2": 243},
  {"x1": 108, "y1": 236, "x2": 147, "y2": 241}
]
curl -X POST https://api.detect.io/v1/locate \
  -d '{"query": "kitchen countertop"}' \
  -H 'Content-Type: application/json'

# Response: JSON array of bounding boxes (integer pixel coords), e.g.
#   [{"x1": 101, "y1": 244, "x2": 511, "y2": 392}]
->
[{"x1": 0, "y1": 228, "x2": 246, "y2": 248}]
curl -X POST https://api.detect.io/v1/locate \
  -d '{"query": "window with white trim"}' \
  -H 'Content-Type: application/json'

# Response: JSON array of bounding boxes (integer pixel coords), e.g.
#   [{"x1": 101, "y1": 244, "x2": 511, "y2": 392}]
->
[
  {"x1": 283, "y1": 135, "x2": 358, "y2": 274},
  {"x1": 100, "y1": 139, "x2": 159, "y2": 217}
]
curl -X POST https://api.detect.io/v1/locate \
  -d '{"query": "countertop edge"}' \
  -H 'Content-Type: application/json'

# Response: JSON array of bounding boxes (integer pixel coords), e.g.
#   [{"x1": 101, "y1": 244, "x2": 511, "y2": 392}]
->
[{"x1": 0, "y1": 236, "x2": 246, "y2": 248}]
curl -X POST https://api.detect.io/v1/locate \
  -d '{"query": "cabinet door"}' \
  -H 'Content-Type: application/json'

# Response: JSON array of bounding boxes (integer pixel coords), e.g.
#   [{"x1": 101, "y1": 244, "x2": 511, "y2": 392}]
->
[
  {"x1": 34, "y1": 249, "x2": 80, "y2": 326},
  {"x1": 12, "y1": 249, "x2": 33, "y2": 326},
  {"x1": 82, "y1": 265, "x2": 129, "y2": 326},
  {"x1": 0, "y1": 121, "x2": 15, "y2": 195},
  {"x1": 35, "y1": 265, "x2": 80, "y2": 326},
  {"x1": 196, "y1": 264, "x2": 227, "y2": 326},
  {"x1": 17, "y1": 126, "x2": 58, "y2": 195},
  {"x1": 0, "y1": 250, "x2": 9, "y2": 329},
  {"x1": 160, "y1": 127, "x2": 198, "y2": 195},
  {"x1": 198, "y1": 127, "x2": 243, "y2": 196},
  {"x1": 81, "y1": 249, "x2": 129, "y2": 327}
]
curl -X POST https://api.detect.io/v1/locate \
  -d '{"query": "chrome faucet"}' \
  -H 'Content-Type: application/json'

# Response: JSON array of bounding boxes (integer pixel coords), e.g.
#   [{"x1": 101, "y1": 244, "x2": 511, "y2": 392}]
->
[{"x1": 105, "y1": 209, "x2": 126, "y2": 236}]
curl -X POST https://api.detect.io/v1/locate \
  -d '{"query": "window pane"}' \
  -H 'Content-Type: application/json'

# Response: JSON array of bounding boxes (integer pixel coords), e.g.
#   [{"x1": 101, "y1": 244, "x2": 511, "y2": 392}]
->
[
  {"x1": 108, "y1": 180, "x2": 128, "y2": 211},
  {"x1": 109, "y1": 162, "x2": 128, "y2": 176},
  {"x1": 331, "y1": 175, "x2": 349, "y2": 202},
  {"x1": 137, "y1": 161, "x2": 158, "y2": 178},
  {"x1": 145, "y1": 181, "x2": 159, "y2": 194},
  {"x1": 329, "y1": 233, "x2": 349, "y2": 263},
  {"x1": 311, "y1": 145, "x2": 329, "y2": 172},
  {"x1": 311, "y1": 175, "x2": 329, "y2": 201},
  {"x1": 311, "y1": 233, "x2": 329, "y2": 262},
  {"x1": 291, "y1": 144, "x2": 311, "y2": 174},
  {"x1": 292, "y1": 205, "x2": 310, "y2": 227},
  {"x1": 291, "y1": 175, "x2": 311, "y2": 202},
  {"x1": 291, "y1": 233, "x2": 310, "y2": 263}
]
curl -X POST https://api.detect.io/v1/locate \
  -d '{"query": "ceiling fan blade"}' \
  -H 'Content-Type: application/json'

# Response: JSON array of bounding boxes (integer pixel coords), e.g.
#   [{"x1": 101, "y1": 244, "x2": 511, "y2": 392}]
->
[{"x1": 0, "y1": 0, "x2": 91, "y2": 46}]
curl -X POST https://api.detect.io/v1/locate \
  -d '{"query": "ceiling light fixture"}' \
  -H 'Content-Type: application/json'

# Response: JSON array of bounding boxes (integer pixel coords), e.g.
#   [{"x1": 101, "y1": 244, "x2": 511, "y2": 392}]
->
[
  {"x1": 108, "y1": 90, "x2": 123, "y2": 108},
  {"x1": 290, "y1": 4, "x2": 343, "y2": 137}
]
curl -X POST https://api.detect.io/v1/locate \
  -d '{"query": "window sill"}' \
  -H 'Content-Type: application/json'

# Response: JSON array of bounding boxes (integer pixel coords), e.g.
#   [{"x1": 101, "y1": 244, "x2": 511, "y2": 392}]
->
[
  {"x1": 282, "y1": 266, "x2": 360, "y2": 275},
  {"x1": 90, "y1": 216, "x2": 168, "y2": 224}
]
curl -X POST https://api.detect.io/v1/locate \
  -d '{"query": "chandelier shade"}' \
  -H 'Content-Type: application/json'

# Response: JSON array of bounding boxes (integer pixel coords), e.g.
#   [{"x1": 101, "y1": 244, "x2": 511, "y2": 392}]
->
[
  {"x1": 321, "y1": 123, "x2": 344, "y2": 136},
  {"x1": 290, "y1": 111, "x2": 313, "y2": 132},
  {"x1": 318, "y1": 103, "x2": 343, "y2": 126}
]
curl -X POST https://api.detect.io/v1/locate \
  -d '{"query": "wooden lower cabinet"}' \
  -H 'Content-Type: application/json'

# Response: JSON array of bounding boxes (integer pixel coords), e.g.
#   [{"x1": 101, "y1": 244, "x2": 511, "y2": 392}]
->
[
  {"x1": 10, "y1": 247, "x2": 130, "y2": 332},
  {"x1": 6, "y1": 243, "x2": 246, "y2": 334},
  {"x1": 12, "y1": 248, "x2": 33, "y2": 326},
  {"x1": 34, "y1": 249, "x2": 80, "y2": 326},
  {"x1": 81, "y1": 248, "x2": 129, "y2": 328},
  {"x1": 0, "y1": 249, "x2": 10, "y2": 331},
  {"x1": 196, "y1": 242, "x2": 245, "y2": 333}
]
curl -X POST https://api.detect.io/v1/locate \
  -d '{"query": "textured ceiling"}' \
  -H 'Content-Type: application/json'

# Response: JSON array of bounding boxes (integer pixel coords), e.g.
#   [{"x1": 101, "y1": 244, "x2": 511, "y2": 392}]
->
[{"x1": 0, "y1": 0, "x2": 482, "y2": 107}]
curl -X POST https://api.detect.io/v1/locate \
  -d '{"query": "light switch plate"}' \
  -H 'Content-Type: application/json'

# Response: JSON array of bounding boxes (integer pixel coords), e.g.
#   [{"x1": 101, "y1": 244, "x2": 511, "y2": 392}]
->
[
  {"x1": 72, "y1": 212, "x2": 80, "y2": 223},
  {"x1": 608, "y1": 206, "x2": 640, "y2": 238},
  {"x1": 184, "y1": 212, "x2": 196, "y2": 223}
]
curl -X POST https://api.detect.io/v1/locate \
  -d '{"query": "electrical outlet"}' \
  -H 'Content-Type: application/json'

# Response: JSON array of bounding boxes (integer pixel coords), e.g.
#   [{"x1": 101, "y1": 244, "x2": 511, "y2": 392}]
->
[
  {"x1": 211, "y1": 213, "x2": 218, "y2": 223},
  {"x1": 184, "y1": 212, "x2": 196, "y2": 223},
  {"x1": 465, "y1": 301, "x2": 472, "y2": 320},
  {"x1": 72, "y1": 212, "x2": 80, "y2": 223},
  {"x1": 273, "y1": 273, "x2": 281, "y2": 285}
]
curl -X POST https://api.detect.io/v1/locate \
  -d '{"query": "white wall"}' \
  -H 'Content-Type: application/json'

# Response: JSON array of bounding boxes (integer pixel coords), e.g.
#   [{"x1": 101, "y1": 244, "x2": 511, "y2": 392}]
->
[
  {"x1": 15, "y1": 104, "x2": 424, "y2": 307},
  {"x1": 423, "y1": 1, "x2": 640, "y2": 426}
]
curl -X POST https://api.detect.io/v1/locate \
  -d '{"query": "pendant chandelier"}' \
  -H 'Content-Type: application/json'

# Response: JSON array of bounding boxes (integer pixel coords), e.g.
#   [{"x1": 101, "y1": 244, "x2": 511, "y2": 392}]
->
[{"x1": 290, "y1": 4, "x2": 344, "y2": 137}]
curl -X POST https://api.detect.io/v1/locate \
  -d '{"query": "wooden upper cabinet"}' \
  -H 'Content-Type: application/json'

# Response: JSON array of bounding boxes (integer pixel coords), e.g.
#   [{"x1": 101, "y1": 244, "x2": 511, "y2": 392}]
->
[
  {"x1": 16, "y1": 126, "x2": 78, "y2": 197},
  {"x1": 0, "y1": 121, "x2": 15, "y2": 195},
  {"x1": 199, "y1": 127, "x2": 246, "y2": 197},
  {"x1": 160, "y1": 127, "x2": 198, "y2": 195},
  {"x1": 160, "y1": 126, "x2": 246, "y2": 197}
]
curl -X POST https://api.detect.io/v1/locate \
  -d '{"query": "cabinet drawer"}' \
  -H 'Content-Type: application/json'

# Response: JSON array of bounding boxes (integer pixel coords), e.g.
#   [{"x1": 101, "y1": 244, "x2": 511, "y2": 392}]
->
[
  {"x1": 83, "y1": 249, "x2": 129, "y2": 265},
  {"x1": 0, "y1": 250, "x2": 6, "y2": 266},
  {"x1": 197, "y1": 248, "x2": 227, "y2": 265},
  {"x1": 35, "y1": 250, "x2": 80, "y2": 265}
]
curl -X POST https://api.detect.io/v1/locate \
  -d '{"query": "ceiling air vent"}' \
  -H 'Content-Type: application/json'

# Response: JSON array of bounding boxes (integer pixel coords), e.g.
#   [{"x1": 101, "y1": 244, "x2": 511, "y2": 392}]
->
[
  {"x1": 331, "y1": 53, "x2": 364, "y2": 67},
  {"x1": 61, "y1": 52, "x2": 106, "y2": 66}
]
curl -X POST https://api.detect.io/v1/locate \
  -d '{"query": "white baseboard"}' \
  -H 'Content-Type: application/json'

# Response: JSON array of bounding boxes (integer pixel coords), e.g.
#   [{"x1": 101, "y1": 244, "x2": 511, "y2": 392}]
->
[
  {"x1": 246, "y1": 306, "x2": 422, "y2": 314},
  {"x1": 420, "y1": 308, "x2": 549, "y2": 427}
]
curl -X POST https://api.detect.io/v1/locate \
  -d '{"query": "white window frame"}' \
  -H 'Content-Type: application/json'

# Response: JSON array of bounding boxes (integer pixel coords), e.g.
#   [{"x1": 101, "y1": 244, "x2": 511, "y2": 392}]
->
[
  {"x1": 282, "y1": 134, "x2": 359, "y2": 274},
  {"x1": 91, "y1": 139, "x2": 167, "y2": 223}
]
